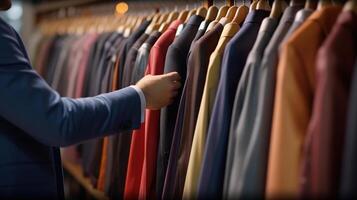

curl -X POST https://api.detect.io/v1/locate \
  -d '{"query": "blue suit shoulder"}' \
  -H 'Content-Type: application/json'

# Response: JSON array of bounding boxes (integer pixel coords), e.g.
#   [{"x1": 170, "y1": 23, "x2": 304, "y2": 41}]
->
[{"x1": 0, "y1": 17, "x2": 29, "y2": 64}]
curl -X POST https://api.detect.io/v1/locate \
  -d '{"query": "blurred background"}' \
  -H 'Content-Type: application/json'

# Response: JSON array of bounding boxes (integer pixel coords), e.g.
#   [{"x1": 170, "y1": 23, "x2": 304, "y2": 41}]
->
[{"x1": 0, "y1": 0, "x2": 210, "y2": 47}]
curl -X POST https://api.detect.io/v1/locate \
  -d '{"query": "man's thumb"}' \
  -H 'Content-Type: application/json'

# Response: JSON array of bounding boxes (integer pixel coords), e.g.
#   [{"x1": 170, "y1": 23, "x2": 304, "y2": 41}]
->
[{"x1": 164, "y1": 72, "x2": 181, "y2": 81}]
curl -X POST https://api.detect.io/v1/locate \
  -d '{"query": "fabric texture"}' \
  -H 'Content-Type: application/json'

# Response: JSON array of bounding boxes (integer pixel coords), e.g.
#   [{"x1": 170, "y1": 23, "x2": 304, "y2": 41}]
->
[
  {"x1": 281, "y1": 8, "x2": 314, "y2": 46},
  {"x1": 224, "y1": 17, "x2": 278, "y2": 199},
  {"x1": 157, "y1": 15, "x2": 203, "y2": 198},
  {"x1": 183, "y1": 22, "x2": 240, "y2": 199},
  {"x1": 117, "y1": 20, "x2": 151, "y2": 86},
  {"x1": 234, "y1": 6, "x2": 304, "y2": 199},
  {"x1": 302, "y1": 11, "x2": 357, "y2": 198},
  {"x1": 189, "y1": 20, "x2": 211, "y2": 51},
  {"x1": 163, "y1": 22, "x2": 223, "y2": 199},
  {"x1": 130, "y1": 31, "x2": 161, "y2": 84},
  {"x1": 124, "y1": 20, "x2": 181, "y2": 200},
  {"x1": 197, "y1": 10, "x2": 270, "y2": 199},
  {"x1": 265, "y1": 6, "x2": 342, "y2": 198},
  {"x1": 138, "y1": 24, "x2": 180, "y2": 199}
]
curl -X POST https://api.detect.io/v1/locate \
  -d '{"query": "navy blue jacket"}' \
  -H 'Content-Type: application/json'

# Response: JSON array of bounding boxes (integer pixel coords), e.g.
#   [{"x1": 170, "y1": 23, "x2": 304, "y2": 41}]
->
[{"x1": 0, "y1": 18, "x2": 141, "y2": 198}]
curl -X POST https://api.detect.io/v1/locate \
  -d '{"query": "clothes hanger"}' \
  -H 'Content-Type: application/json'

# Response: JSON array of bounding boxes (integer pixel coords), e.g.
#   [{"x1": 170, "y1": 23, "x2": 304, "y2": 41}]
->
[
  {"x1": 145, "y1": 13, "x2": 160, "y2": 33},
  {"x1": 232, "y1": 1, "x2": 249, "y2": 24},
  {"x1": 205, "y1": 5, "x2": 219, "y2": 21},
  {"x1": 135, "y1": 16, "x2": 145, "y2": 29},
  {"x1": 225, "y1": 5, "x2": 238, "y2": 21},
  {"x1": 167, "y1": 11, "x2": 179, "y2": 23},
  {"x1": 344, "y1": 0, "x2": 357, "y2": 13},
  {"x1": 123, "y1": 16, "x2": 136, "y2": 36},
  {"x1": 197, "y1": 5, "x2": 218, "y2": 32},
  {"x1": 128, "y1": 15, "x2": 135, "y2": 30},
  {"x1": 157, "y1": 13, "x2": 169, "y2": 25},
  {"x1": 158, "y1": 23, "x2": 169, "y2": 33},
  {"x1": 206, "y1": 5, "x2": 229, "y2": 31},
  {"x1": 317, "y1": 0, "x2": 332, "y2": 9},
  {"x1": 178, "y1": 9, "x2": 189, "y2": 22},
  {"x1": 159, "y1": 11, "x2": 179, "y2": 33},
  {"x1": 116, "y1": 17, "x2": 127, "y2": 34},
  {"x1": 215, "y1": 5, "x2": 229, "y2": 21},
  {"x1": 256, "y1": 0, "x2": 272, "y2": 10},
  {"x1": 176, "y1": 6, "x2": 196, "y2": 36},
  {"x1": 152, "y1": 13, "x2": 162, "y2": 24},
  {"x1": 124, "y1": 26, "x2": 133, "y2": 37},
  {"x1": 145, "y1": 12, "x2": 163, "y2": 34},
  {"x1": 151, "y1": 22, "x2": 161, "y2": 32},
  {"x1": 130, "y1": 16, "x2": 139, "y2": 29},
  {"x1": 250, "y1": 0, "x2": 259, "y2": 11},
  {"x1": 270, "y1": 0, "x2": 287, "y2": 18},
  {"x1": 146, "y1": 13, "x2": 155, "y2": 21},
  {"x1": 219, "y1": 2, "x2": 242, "y2": 41},
  {"x1": 196, "y1": 6, "x2": 208, "y2": 18},
  {"x1": 219, "y1": 5, "x2": 238, "y2": 26},
  {"x1": 185, "y1": 9, "x2": 197, "y2": 23},
  {"x1": 116, "y1": 15, "x2": 127, "y2": 33},
  {"x1": 175, "y1": 7, "x2": 192, "y2": 36}
]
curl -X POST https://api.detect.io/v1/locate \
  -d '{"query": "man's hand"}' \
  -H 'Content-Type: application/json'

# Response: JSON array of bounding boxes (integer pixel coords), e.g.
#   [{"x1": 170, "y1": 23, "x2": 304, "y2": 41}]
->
[{"x1": 136, "y1": 72, "x2": 181, "y2": 110}]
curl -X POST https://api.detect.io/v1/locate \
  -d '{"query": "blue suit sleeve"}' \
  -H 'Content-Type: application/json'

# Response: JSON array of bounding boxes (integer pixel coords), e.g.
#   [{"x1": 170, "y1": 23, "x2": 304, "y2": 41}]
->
[{"x1": 0, "y1": 20, "x2": 141, "y2": 147}]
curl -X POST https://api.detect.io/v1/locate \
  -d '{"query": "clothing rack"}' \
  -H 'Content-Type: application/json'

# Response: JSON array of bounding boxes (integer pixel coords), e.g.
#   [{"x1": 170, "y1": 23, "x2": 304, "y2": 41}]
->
[
  {"x1": 25, "y1": 0, "x2": 357, "y2": 199},
  {"x1": 205, "y1": 0, "x2": 238, "y2": 7},
  {"x1": 34, "y1": 0, "x2": 252, "y2": 23},
  {"x1": 34, "y1": 0, "x2": 213, "y2": 23}
]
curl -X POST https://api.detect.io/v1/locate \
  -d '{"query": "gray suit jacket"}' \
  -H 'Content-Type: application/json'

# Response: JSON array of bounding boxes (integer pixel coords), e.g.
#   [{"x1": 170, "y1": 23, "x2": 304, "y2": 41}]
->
[
  {"x1": 230, "y1": 5, "x2": 302, "y2": 198},
  {"x1": 224, "y1": 17, "x2": 278, "y2": 198}
]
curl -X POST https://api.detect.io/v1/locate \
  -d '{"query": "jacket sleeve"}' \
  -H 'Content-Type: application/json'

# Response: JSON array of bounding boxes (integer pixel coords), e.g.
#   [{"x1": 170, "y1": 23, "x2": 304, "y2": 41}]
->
[{"x1": 0, "y1": 20, "x2": 141, "y2": 147}]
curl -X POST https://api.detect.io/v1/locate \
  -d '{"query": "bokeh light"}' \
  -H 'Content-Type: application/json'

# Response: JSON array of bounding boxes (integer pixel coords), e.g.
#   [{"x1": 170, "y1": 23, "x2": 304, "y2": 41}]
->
[
  {"x1": 6, "y1": 3, "x2": 23, "y2": 20},
  {"x1": 116, "y1": 2, "x2": 129, "y2": 15}
]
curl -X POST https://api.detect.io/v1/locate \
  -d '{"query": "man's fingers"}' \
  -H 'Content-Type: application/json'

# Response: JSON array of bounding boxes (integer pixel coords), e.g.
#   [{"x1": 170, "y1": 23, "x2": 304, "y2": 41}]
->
[
  {"x1": 165, "y1": 72, "x2": 181, "y2": 81},
  {"x1": 172, "y1": 81, "x2": 181, "y2": 90}
]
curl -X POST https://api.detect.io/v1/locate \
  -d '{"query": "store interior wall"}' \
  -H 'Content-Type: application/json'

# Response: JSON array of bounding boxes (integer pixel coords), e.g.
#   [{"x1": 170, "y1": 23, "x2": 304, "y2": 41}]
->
[{"x1": 1, "y1": 0, "x2": 35, "y2": 49}]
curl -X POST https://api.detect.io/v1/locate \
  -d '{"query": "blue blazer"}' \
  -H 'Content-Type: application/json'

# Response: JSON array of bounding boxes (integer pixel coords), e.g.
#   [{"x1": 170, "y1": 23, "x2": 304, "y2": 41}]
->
[{"x1": 0, "y1": 18, "x2": 141, "y2": 198}]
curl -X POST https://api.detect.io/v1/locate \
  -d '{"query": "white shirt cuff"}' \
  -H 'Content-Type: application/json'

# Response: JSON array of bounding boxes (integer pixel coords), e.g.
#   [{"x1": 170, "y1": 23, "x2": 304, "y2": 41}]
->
[{"x1": 130, "y1": 85, "x2": 146, "y2": 123}]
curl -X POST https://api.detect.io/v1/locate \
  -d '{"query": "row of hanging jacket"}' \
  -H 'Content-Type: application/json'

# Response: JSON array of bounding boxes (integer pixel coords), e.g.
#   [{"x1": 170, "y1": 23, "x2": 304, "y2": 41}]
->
[{"x1": 28, "y1": 0, "x2": 357, "y2": 199}]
